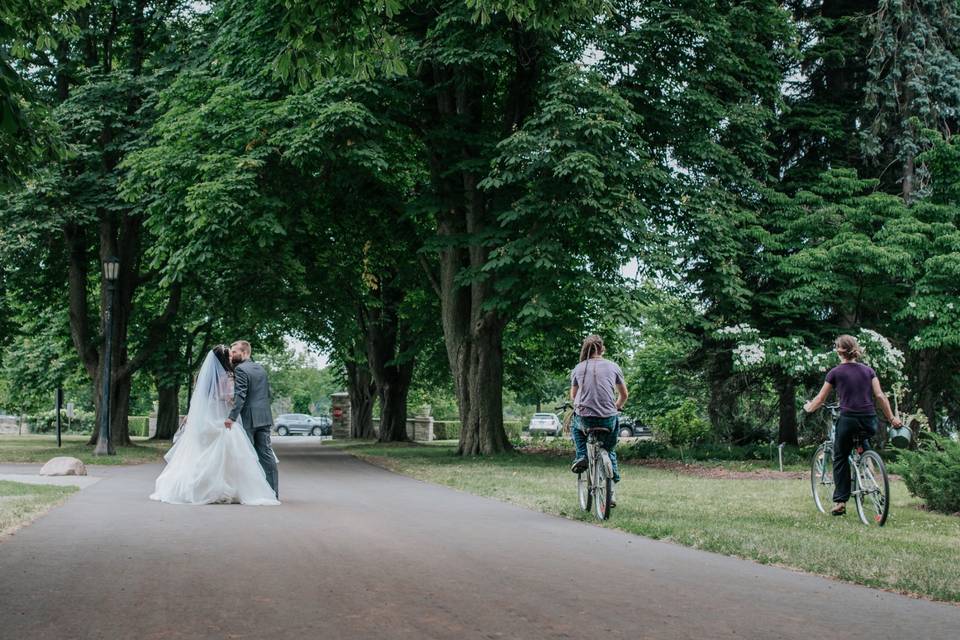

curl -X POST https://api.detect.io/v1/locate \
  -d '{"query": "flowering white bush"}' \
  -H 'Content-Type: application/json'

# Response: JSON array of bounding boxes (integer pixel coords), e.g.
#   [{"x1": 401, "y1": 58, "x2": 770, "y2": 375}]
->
[
  {"x1": 733, "y1": 343, "x2": 765, "y2": 367},
  {"x1": 716, "y1": 325, "x2": 904, "y2": 381},
  {"x1": 716, "y1": 324, "x2": 759, "y2": 337},
  {"x1": 858, "y1": 328, "x2": 906, "y2": 382}
]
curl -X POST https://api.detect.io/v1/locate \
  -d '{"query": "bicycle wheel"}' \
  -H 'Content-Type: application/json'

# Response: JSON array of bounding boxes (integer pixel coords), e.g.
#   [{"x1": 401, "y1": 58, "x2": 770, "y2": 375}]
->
[
  {"x1": 854, "y1": 451, "x2": 890, "y2": 526},
  {"x1": 810, "y1": 443, "x2": 834, "y2": 514},
  {"x1": 577, "y1": 470, "x2": 591, "y2": 512},
  {"x1": 593, "y1": 452, "x2": 613, "y2": 521}
]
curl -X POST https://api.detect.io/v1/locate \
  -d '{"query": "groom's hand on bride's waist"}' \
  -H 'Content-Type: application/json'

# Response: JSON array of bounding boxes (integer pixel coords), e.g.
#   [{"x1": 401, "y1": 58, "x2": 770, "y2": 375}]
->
[{"x1": 224, "y1": 419, "x2": 234, "y2": 429}]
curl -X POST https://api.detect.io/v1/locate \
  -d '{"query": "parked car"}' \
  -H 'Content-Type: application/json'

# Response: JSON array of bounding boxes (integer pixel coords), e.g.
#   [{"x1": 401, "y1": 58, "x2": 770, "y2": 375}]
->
[
  {"x1": 275, "y1": 414, "x2": 331, "y2": 436},
  {"x1": 617, "y1": 416, "x2": 651, "y2": 438},
  {"x1": 528, "y1": 412, "x2": 562, "y2": 436}
]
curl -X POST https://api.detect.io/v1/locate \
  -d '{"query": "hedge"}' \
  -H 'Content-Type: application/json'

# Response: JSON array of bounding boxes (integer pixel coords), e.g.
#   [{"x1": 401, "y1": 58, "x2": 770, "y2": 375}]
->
[
  {"x1": 432, "y1": 420, "x2": 523, "y2": 441},
  {"x1": 27, "y1": 411, "x2": 151, "y2": 438},
  {"x1": 129, "y1": 416, "x2": 150, "y2": 438},
  {"x1": 27, "y1": 409, "x2": 96, "y2": 434}
]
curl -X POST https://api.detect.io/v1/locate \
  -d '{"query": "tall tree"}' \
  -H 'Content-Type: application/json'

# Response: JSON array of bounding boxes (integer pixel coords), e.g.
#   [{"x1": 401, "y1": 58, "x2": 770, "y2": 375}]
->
[
  {"x1": 862, "y1": 0, "x2": 960, "y2": 200},
  {"x1": 279, "y1": 1, "x2": 661, "y2": 454},
  {"x1": 1, "y1": 1, "x2": 202, "y2": 446},
  {"x1": 596, "y1": 0, "x2": 795, "y2": 440}
]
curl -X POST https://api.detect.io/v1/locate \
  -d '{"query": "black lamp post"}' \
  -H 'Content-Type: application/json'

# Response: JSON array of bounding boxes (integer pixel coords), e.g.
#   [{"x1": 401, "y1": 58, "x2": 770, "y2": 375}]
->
[{"x1": 94, "y1": 256, "x2": 120, "y2": 456}]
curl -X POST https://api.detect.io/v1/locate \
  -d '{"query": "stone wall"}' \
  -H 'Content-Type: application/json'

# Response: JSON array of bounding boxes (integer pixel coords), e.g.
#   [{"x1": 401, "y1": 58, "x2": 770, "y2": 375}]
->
[
  {"x1": 0, "y1": 416, "x2": 22, "y2": 435},
  {"x1": 370, "y1": 416, "x2": 434, "y2": 442}
]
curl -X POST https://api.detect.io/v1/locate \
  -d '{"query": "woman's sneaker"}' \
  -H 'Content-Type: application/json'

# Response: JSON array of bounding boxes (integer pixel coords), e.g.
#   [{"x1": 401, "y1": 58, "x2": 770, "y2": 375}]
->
[
  {"x1": 570, "y1": 458, "x2": 588, "y2": 473},
  {"x1": 610, "y1": 486, "x2": 617, "y2": 507}
]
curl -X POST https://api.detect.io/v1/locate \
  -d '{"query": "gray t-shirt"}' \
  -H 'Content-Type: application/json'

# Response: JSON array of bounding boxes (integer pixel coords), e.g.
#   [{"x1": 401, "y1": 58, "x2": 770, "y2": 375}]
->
[{"x1": 570, "y1": 358, "x2": 625, "y2": 418}]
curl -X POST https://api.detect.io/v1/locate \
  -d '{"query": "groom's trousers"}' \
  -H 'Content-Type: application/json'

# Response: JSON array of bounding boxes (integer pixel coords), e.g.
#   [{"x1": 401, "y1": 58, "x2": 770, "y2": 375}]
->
[{"x1": 249, "y1": 426, "x2": 279, "y2": 498}]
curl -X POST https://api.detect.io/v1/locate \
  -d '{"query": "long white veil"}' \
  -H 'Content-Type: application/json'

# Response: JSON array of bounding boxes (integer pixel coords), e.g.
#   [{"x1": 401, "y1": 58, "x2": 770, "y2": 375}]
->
[
  {"x1": 152, "y1": 349, "x2": 279, "y2": 505},
  {"x1": 166, "y1": 350, "x2": 233, "y2": 461}
]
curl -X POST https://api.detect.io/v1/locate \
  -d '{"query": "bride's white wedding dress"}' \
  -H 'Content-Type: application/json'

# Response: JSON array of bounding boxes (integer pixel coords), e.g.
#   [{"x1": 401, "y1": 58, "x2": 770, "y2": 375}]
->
[{"x1": 150, "y1": 351, "x2": 280, "y2": 506}]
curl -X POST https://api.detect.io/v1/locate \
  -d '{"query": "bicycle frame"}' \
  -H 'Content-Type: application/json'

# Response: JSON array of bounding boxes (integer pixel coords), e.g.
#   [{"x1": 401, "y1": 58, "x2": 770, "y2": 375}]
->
[{"x1": 579, "y1": 428, "x2": 613, "y2": 520}]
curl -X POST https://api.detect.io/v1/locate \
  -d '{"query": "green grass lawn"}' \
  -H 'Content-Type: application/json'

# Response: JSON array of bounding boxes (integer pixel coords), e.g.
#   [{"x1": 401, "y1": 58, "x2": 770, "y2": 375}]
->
[
  {"x1": 0, "y1": 480, "x2": 79, "y2": 537},
  {"x1": 345, "y1": 442, "x2": 960, "y2": 602},
  {"x1": 0, "y1": 435, "x2": 169, "y2": 465}
]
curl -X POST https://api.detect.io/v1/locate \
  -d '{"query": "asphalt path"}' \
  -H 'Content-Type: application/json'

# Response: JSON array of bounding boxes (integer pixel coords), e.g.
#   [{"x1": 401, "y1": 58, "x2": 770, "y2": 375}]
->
[{"x1": 0, "y1": 440, "x2": 957, "y2": 639}]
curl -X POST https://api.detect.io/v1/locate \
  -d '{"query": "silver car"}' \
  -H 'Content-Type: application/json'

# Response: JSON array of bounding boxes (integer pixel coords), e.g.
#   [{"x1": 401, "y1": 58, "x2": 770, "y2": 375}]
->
[
  {"x1": 528, "y1": 412, "x2": 562, "y2": 436},
  {"x1": 275, "y1": 414, "x2": 331, "y2": 436}
]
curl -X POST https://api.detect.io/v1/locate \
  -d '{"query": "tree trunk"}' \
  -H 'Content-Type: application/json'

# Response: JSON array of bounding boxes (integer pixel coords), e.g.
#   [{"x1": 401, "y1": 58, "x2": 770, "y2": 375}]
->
[
  {"x1": 345, "y1": 361, "x2": 376, "y2": 439},
  {"x1": 377, "y1": 368, "x2": 414, "y2": 443},
  {"x1": 706, "y1": 346, "x2": 742, "y2": 442},
  {"x1": 913, "y1": 348, "x2": 938, "y2": 431},
  {"x1": 90, "y1": 370, "x2": 133, "y2": 447},
  {"x1": 774, "y1": 372, "x2": 798, "y2": 446},
  {"x1": 154, "y1": 382, "x2": 181, "y2": 440},
  {"x1": 456, "y1": 321, "x2": 511, "y2": 455},
  {"x1": 362, "y1": 296, "x2": 415, "y2": 443}
]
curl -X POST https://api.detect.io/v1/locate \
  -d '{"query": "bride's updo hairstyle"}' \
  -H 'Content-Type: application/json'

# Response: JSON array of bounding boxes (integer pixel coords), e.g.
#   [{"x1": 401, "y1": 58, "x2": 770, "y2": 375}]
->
[
  {"x1": 835, "y1": 335, "x2": 862, "y2": 361},
  {"x1": 213, "y1": 345, "x2": 235, "y2": 372}
]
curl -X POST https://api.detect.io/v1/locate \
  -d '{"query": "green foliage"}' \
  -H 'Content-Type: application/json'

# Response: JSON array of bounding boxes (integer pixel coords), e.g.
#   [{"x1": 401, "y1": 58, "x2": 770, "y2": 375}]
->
[
  {"x1": 862, "y1": 0, "x2": 960, "y2": 194},
  {"x1": 261, "y1": 346, "x2": 338, "y2": 416},
  {"x1": 900, "y1": 435, "x2": 960, "y2": 514},
  {"x1": 26, "y1": 408, "x2": 95, "y2": 434},
  {"x1": 433, "y1": 420, "x2": 460, "y2": 441},
  {"x1": 128, "y1": 416, "x2": 150, "y2": 438},
  {"x1": 651, "y1": 399, "x2": 711, "y2": 448}
]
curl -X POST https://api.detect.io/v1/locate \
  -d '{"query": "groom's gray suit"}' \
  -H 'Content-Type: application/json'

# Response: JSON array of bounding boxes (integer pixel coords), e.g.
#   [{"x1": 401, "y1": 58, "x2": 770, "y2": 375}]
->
[{"x1": 228, "y1": 359, "x2": 279, "y2": 497}]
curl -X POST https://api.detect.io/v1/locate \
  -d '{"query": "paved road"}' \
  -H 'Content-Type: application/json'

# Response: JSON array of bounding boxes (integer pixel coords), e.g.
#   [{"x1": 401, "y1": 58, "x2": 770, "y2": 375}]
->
[{"x1": 0, "y1": 441, "x2": 957, "y2": 640}]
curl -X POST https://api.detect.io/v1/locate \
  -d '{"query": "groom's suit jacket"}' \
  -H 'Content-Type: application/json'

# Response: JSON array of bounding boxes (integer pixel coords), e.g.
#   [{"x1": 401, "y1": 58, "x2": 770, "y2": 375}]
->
[{"x1": 228, "y1": 359, "x2": 274, "y2": 430}]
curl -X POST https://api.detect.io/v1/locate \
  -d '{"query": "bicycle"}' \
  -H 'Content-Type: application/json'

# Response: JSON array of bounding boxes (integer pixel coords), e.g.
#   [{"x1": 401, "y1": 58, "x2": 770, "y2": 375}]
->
[
  {"x1": 810, "y1": 403, "x2": 890, "y2": 526},
  {"x1": 576, "y1": 420, "x2": 615, "y2": 521},
  {"x1": 554, "y1": 402, "x2": 575, "y2": 438}
]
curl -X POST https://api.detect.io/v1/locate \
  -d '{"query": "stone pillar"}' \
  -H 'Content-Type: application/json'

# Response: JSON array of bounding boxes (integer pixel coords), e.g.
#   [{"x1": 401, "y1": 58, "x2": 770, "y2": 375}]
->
[
  {"x1": 331, "y1": 392, "x2": 351, "y2": 439},
  {"x1": 413, "y1": 415, "x2": 434, "y2": 442}
]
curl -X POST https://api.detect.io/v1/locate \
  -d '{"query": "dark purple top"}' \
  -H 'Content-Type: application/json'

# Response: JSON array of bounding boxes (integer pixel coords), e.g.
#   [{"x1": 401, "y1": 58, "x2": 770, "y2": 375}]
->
[{"x1": 825, "y1": 362, "x2": 877, "y2": 414}]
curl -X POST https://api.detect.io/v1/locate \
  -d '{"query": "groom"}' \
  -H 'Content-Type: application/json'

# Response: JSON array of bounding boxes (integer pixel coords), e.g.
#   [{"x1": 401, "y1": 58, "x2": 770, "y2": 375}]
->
[{"x1": 224, "y1": 340, "x2": 279, "y2": 498}]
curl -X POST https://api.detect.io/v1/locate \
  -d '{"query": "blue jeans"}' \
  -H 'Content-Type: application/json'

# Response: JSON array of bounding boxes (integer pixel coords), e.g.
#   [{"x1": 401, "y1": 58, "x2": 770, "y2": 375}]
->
[{"x1": 572, "y1": 415, "x2": 620, "y2": 483}]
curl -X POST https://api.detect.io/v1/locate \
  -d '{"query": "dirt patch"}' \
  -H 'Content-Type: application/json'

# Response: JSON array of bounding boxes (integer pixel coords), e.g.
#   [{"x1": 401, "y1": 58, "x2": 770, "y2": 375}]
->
[{"x1": 626, "y1": 458, "x2": 808, "y2": 480}]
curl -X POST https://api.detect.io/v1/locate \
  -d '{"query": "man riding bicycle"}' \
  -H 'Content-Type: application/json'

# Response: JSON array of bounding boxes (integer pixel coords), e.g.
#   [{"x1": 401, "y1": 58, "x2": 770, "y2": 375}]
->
[
  {"x1": 803, "y1": 334, "x2": 902, "y2": 516},
  {"x1": 569, "y1": 335, "x2": 629, "y2": 506}
]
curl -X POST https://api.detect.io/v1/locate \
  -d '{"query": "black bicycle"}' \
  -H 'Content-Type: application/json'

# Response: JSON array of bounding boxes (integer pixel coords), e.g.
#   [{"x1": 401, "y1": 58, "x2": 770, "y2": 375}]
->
[{"x1": 810, "y1": 403, "x2": 890, "y2": 526}]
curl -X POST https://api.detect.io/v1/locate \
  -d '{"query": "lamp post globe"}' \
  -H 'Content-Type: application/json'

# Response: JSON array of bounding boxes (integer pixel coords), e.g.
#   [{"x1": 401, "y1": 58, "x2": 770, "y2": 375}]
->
[{"x1": 93, "y1": 256, "x2": 120, "y2": 456}]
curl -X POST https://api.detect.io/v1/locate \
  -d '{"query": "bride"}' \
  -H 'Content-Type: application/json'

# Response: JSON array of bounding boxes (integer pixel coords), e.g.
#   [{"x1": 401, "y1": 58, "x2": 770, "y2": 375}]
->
[{"x1": 150, "y1": 346, "x2": 280, "y2": 506}]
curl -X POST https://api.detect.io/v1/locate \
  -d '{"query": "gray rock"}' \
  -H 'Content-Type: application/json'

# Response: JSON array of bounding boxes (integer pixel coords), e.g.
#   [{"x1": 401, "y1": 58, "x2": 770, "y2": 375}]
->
[{"x1": 39, "y1": 457, "x2": 87, "y2": 477}]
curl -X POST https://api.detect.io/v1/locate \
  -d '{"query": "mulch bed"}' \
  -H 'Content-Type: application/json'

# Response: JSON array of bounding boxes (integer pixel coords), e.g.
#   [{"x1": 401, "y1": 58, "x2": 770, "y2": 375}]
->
[{"x1": 626, "y1": 459, "x2": 808, "y2": 480}]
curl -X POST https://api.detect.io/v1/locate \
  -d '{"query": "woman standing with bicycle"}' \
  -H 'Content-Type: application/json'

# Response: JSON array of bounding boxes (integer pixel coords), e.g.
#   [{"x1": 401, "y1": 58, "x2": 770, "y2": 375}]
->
[
  {"x1": 570, "y1": 335, "x2": 628, "y2": 506},
  {"x1": 803, "y1": 335, "x2": 902, "y2": 516}
]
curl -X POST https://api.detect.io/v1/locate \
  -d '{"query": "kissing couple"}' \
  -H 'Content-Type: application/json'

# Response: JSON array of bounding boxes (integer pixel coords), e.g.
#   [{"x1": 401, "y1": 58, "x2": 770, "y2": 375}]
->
[{"x1": 150, "y1": 341, "x2": 280, "y2": 506}]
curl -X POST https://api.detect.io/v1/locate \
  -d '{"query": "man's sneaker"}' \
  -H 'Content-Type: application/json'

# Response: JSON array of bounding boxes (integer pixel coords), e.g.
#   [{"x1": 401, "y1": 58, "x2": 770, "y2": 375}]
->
[
  {"x1": 570, "y1": 458, "x2": 588, "y2": 473},
  {"x1": 610, "y1": 486, "x2": 617, "y2": 507}
]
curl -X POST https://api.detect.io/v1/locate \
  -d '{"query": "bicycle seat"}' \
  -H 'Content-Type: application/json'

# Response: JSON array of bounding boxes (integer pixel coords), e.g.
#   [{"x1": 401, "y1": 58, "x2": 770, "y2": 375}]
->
[{"x1": 585, "y1": 427, "x2": 612, "y2": 435}]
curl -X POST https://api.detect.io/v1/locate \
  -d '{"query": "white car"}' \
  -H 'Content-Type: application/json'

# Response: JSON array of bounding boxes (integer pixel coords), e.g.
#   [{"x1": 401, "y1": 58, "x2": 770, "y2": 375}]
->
[{"x1": 528, "y1": 413, "x2": 562, "y2": 436}]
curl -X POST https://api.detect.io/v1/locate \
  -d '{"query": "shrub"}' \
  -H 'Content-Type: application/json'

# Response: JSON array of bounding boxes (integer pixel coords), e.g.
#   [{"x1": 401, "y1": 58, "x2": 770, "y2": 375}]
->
[
  {"x1": 433, "y1": 421, "x2": 461, "y2": 440},
  {"x1": 28, "y1": 409, "x2": 96, "y2": 434},
  {"x1": 431, "y1": 420, "x2": 522, "y2": 442},
  {"x1": 651, "y1": 400, "x2": 711, "y2": 447},
  {"x1": 900, "y1": 435, "x2": 960, "y2": 514},
  {"x1": 504, "y1": 420, "x2": 523, "y2": 441},
  {"x1": 129, "y1": 416, "x2": 151, "y2": 438}
]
